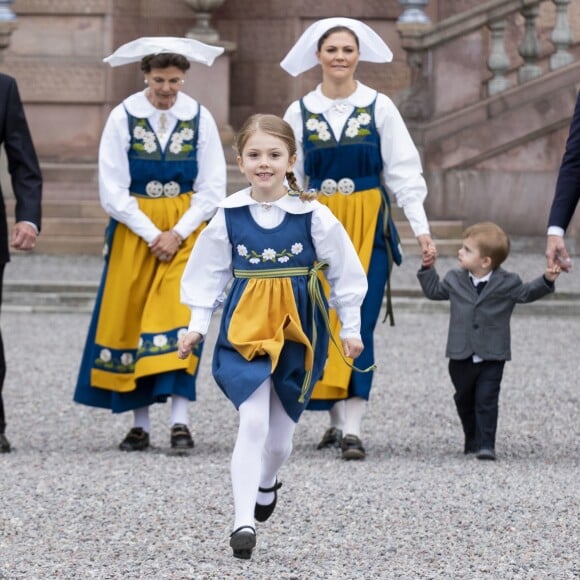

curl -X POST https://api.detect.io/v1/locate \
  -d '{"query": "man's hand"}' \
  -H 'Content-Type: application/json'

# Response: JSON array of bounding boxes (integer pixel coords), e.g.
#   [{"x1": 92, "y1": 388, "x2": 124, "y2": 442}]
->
[
  {"x1": 546, "y1": 234, "x2": 572, "y2": 272},
  {"x1": 10, "y1": 222, "x2": 37, "y2": 251}
]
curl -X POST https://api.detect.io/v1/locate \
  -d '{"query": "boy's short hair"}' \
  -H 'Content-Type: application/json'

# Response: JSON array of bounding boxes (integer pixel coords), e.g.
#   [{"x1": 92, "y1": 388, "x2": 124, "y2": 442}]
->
[{"x1": 462, "y1": 222, "x2": 510, "y2": 269}]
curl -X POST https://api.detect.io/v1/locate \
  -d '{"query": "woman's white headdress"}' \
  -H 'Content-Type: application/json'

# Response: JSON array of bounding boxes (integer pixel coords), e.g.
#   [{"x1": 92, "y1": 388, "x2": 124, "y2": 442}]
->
[
  {"x1": 280, "y1": 17, "x2": 393, "y2": 77},
  {"x1": 103, "y1": 36, "x2": 224, "y2": 67}
]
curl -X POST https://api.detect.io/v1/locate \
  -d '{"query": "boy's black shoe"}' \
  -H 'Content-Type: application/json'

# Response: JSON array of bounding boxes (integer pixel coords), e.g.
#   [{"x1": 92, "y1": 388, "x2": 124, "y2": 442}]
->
[
  {"x1": 464, "y1": 438, "x2": 478, "y2": 454},
  {"x1": 230, "y1": 526, "x2": 256, "y2": 559},
  {"x1": 317, "y1": 427, "x2": 342, "y2": 449},
  {"x1": 476, "y1": 448, "x2": 496, "y2": 461},
  {"x1": 0, "y1": 433, "x2": 10, "y2": 453},
  {"x1": 119, "y1": 427, "x2": 150, "y2": 451}
]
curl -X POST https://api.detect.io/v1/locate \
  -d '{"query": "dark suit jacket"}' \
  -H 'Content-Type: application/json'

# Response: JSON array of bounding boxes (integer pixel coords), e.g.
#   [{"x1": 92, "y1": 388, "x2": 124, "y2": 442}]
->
[
  {"x1": 417, "y1": 266, "x2": 554, "y2": 361},
  {"x1": 548, "y1": 91, "x2": 580, "y2": 231},
  {"x1": 0, "y1": 73, "x2": 42, "y2": 264}
]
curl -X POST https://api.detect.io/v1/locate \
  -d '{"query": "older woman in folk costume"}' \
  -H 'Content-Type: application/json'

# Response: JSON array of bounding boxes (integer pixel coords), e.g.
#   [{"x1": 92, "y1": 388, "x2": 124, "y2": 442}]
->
[
  {"x1": 74, "y1": 37, "x2": 227, "y2": 452},
  {"x1": 282, "y1": 18, "x2": 436, "y2": 460}
]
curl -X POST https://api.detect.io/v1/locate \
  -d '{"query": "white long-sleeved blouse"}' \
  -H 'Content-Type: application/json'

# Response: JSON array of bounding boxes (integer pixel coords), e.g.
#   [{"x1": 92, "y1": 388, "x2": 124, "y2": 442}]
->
[
  {"x1": 180, "y1": 187, "x2": 368, "y2": 338},
  {"x1": 283, "y1": 81, "x2": 430, "y2": 237},
  {"x1": 98, "y1": 90, "x2": 226, "y2": 244}
]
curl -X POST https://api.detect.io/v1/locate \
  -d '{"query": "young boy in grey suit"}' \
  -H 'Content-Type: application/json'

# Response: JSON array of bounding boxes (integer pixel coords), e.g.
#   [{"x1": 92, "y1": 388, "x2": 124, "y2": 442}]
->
[{"x1": 417, "y1": 222, "x2": 560, "y2": 460}]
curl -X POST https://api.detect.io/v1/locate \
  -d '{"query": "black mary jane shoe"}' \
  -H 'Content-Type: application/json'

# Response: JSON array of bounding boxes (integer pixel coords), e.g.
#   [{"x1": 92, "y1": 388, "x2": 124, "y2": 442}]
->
[
  {"x1": 341, "y1": 434, "x2": 366, "y2": 460},
  {"x1": 170, "y1": 423, "x2": 194, "y2": 452},
  {"x1": 254, "y1": 480, "x2": 283, "y2": 522},
  {"x1": 119, "y1": 427, "x2": 150, "y2": 452},
  {"x1": 229, "y1": 525, "x2": 256, "y2": 560},
  {"x1": 316, "y1": 427, "x2": 343, "y2": 450}
]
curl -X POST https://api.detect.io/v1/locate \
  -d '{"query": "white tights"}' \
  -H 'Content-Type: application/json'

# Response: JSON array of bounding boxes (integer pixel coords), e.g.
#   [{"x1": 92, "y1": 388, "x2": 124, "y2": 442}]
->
[
  {"x1": 230, "y1": 377, "x2": 296, "y2": 530},
  {"x1": 329, "y1": 396, "x2": 367, "y2": 438},
  {"x1": 132, "y1": 395, "x2": 190, "y2": 432}
]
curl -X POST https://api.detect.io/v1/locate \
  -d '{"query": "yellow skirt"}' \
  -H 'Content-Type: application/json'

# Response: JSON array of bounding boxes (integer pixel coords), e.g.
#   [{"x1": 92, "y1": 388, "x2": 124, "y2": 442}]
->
[
  {"x1": 90, "y1": 193, "x2": 202, "y2": 393},
  {"x1": 310, "y1": 187, "x2": 381, "y2": 401}
]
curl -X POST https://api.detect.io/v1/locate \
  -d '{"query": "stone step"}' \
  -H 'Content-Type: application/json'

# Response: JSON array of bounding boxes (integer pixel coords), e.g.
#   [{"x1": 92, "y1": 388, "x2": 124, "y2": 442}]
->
[
  {"x1": 6, "y1": 160, "x2": 465, "y2": 255},
  {"x1": 3, "y1": 279, "x2": 579, "y2": 315}
]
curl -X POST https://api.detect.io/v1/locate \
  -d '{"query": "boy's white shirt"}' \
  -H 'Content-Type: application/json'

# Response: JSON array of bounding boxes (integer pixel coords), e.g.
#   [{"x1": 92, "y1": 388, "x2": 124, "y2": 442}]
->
[{"x1": 180, "y1": 187, "x2": 368, "y2": 338}]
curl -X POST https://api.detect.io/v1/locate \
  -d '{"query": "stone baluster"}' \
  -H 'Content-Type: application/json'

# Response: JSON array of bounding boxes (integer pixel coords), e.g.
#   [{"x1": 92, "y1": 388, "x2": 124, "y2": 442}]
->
[
  {"x1": 398, "y1": 0, "x2": 431, "y2": 24},
  {"x1": 487, "y1": 20, "x2": 511, "y2": 95},
  {"x1": 183, "y1": 0, "x2": 226, "y2": 43},
  {"x1": 0, "y1": 0, "x2": 16, "y2": 61},
  {"x1": 550, "y1": 0, "x2": 573, "y2": 69},
  {"x1": 518, "y1": 4, "x2": 542, "y2": 83},
  {"x1": 0, "y1": 0, "x2": 15, "y2": 21}
]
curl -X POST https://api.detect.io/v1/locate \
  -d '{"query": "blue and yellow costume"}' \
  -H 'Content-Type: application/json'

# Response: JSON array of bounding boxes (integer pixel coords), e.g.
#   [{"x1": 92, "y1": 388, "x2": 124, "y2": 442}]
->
[
  {"x1": 297, "y1": 97, "x2": 400, "y2": 408},
  {"x1": 75, "y1": 92, "x2": 225, "y2": 413},
  {"x1": 181, "y1": 189, "x2": 368, "y2": 422},
  {"x1": 213, "y1": 205, "x2": 329, "y2": 422}
]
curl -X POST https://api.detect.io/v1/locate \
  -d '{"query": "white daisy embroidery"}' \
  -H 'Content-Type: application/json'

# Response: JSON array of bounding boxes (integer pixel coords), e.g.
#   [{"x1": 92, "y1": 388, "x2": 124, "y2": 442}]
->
[
  {"x1": 153, "y1": 334, "x2": 168, "y2": 347},
  {"x1": 143, "y1": 140, "x2": 157, "y2": 153},
  {"x1": 169, "y1": 141, "x2": 182, "y2": 154},
  {"x1": 100, "y1": 349, "x2": 112, "y2": 363},
  {"x1": 306, "y1": 118, "x2": 320, "y2": 131},
  {"x1": 357, "y1": 112, "x2": 371, "y2": 125}
]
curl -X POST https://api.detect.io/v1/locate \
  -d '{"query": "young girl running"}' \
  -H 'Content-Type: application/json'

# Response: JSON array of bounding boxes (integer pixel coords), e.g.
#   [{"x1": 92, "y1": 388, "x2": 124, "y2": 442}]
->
[{"x1": 177, "y1": 114, "x2": 367, "y2": 559}]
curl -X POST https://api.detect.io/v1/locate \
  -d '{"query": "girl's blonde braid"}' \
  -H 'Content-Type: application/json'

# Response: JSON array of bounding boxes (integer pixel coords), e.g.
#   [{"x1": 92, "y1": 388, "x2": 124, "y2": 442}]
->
[{"x1": 286, "y1": 171, "x2": 319, "y2": 202}]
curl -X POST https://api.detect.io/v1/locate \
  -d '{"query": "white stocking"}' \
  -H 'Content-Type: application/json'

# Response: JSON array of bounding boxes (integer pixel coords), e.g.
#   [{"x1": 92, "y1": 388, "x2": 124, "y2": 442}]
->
[
  {"x1": 133, "y1": 406, "x2": 150, "y2": 433},
  {"x1": 231, "y1": 378, "x2": 271, "y2": 530},
  {"x1": 170, "y1": 395, "x2": 189, "y2": 426},
  {"x1": 256, "y1": 387, "x2": 296, "y2": 506},
  {"x1": 343, "y1": 396, "x2": 367, "y2": 438},
  {"x1": 329, "y1": 400, "x2": 346, "y2": 430}
]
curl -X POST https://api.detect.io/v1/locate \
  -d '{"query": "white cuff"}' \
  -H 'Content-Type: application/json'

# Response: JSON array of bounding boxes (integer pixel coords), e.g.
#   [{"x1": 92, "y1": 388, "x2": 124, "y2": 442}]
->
[{"x1": 547, "y1": 226, "x2": 565, "y2": 237}]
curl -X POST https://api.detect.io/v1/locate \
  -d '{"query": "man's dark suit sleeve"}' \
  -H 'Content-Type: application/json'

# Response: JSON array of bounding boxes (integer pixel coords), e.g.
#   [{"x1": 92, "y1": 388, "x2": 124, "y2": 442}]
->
[
  {"x1": 3, "y1": 76, "x2": 42, "y2": 229},
  {"x1": 548, "y1": 92, "x2": 580, "y2": 231}
]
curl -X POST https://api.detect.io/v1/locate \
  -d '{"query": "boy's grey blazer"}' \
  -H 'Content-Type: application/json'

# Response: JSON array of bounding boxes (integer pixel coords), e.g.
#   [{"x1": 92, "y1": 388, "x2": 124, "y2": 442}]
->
[{"x1": 417, "y1": 267, "x2": 554, "y2": 361}]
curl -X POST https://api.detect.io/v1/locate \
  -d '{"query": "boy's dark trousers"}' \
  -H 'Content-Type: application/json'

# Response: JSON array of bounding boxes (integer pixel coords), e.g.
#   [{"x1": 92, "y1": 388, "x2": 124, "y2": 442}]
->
[{"x1": 448, "y1": 358, "x2": 505, "y2": 452}]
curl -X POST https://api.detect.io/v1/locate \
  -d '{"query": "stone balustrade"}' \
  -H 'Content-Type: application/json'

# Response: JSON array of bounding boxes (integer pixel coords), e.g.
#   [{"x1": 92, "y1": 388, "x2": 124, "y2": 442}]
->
[{"x1": 398, "y1": 0, "x2": 576, "y2": 121}]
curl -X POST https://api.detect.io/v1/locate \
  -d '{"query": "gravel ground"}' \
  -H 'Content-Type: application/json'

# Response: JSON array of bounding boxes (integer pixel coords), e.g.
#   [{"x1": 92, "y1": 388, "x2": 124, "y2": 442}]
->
[{"x1": 0, "y1": 282, "x2": 578, "y2": 578}]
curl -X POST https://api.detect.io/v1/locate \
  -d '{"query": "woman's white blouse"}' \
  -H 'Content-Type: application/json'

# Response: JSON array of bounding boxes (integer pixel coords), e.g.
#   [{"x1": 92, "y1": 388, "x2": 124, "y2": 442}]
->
[
  {"x1": 283, "y1": 81, "x2": 430, "y2": 237},
  {"x1": 98, "y1": 90, "x2": 226, "y2": 243},
  {"x1": 181, "y1": 188, "x2": 368, "y2": 338}
]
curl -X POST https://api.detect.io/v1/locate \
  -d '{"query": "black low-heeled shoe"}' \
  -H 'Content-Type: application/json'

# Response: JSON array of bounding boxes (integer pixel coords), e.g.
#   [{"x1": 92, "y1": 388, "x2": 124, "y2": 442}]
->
[
  {"x1": 229, "y1": 525, "x2": 256, "y2": 559},
  {"x1": 254, "y1": 480, "x2": 283, "y2": 522}
]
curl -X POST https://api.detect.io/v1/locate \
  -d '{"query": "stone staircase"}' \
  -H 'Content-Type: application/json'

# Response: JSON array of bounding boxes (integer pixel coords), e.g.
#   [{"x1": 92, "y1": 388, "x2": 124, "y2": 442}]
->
[{"x1": 4, "y1": 161, "x2": 464, "y2": 256}]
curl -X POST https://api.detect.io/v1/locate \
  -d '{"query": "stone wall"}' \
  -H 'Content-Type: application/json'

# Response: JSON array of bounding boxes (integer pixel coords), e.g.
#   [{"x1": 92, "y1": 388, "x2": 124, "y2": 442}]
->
[{"x1": 4, "y1": 0, "x2": 415, "y2": 161}]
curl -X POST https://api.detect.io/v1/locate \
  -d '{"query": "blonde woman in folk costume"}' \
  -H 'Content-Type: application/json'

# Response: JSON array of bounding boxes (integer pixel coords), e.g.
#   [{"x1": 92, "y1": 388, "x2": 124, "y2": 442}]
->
[
  {"x1": 282, "y1": 17, "x2": 437, "y2": 460},
  {"x1": 74, "y1": 37, "x2": 226, "y2": 452}
]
